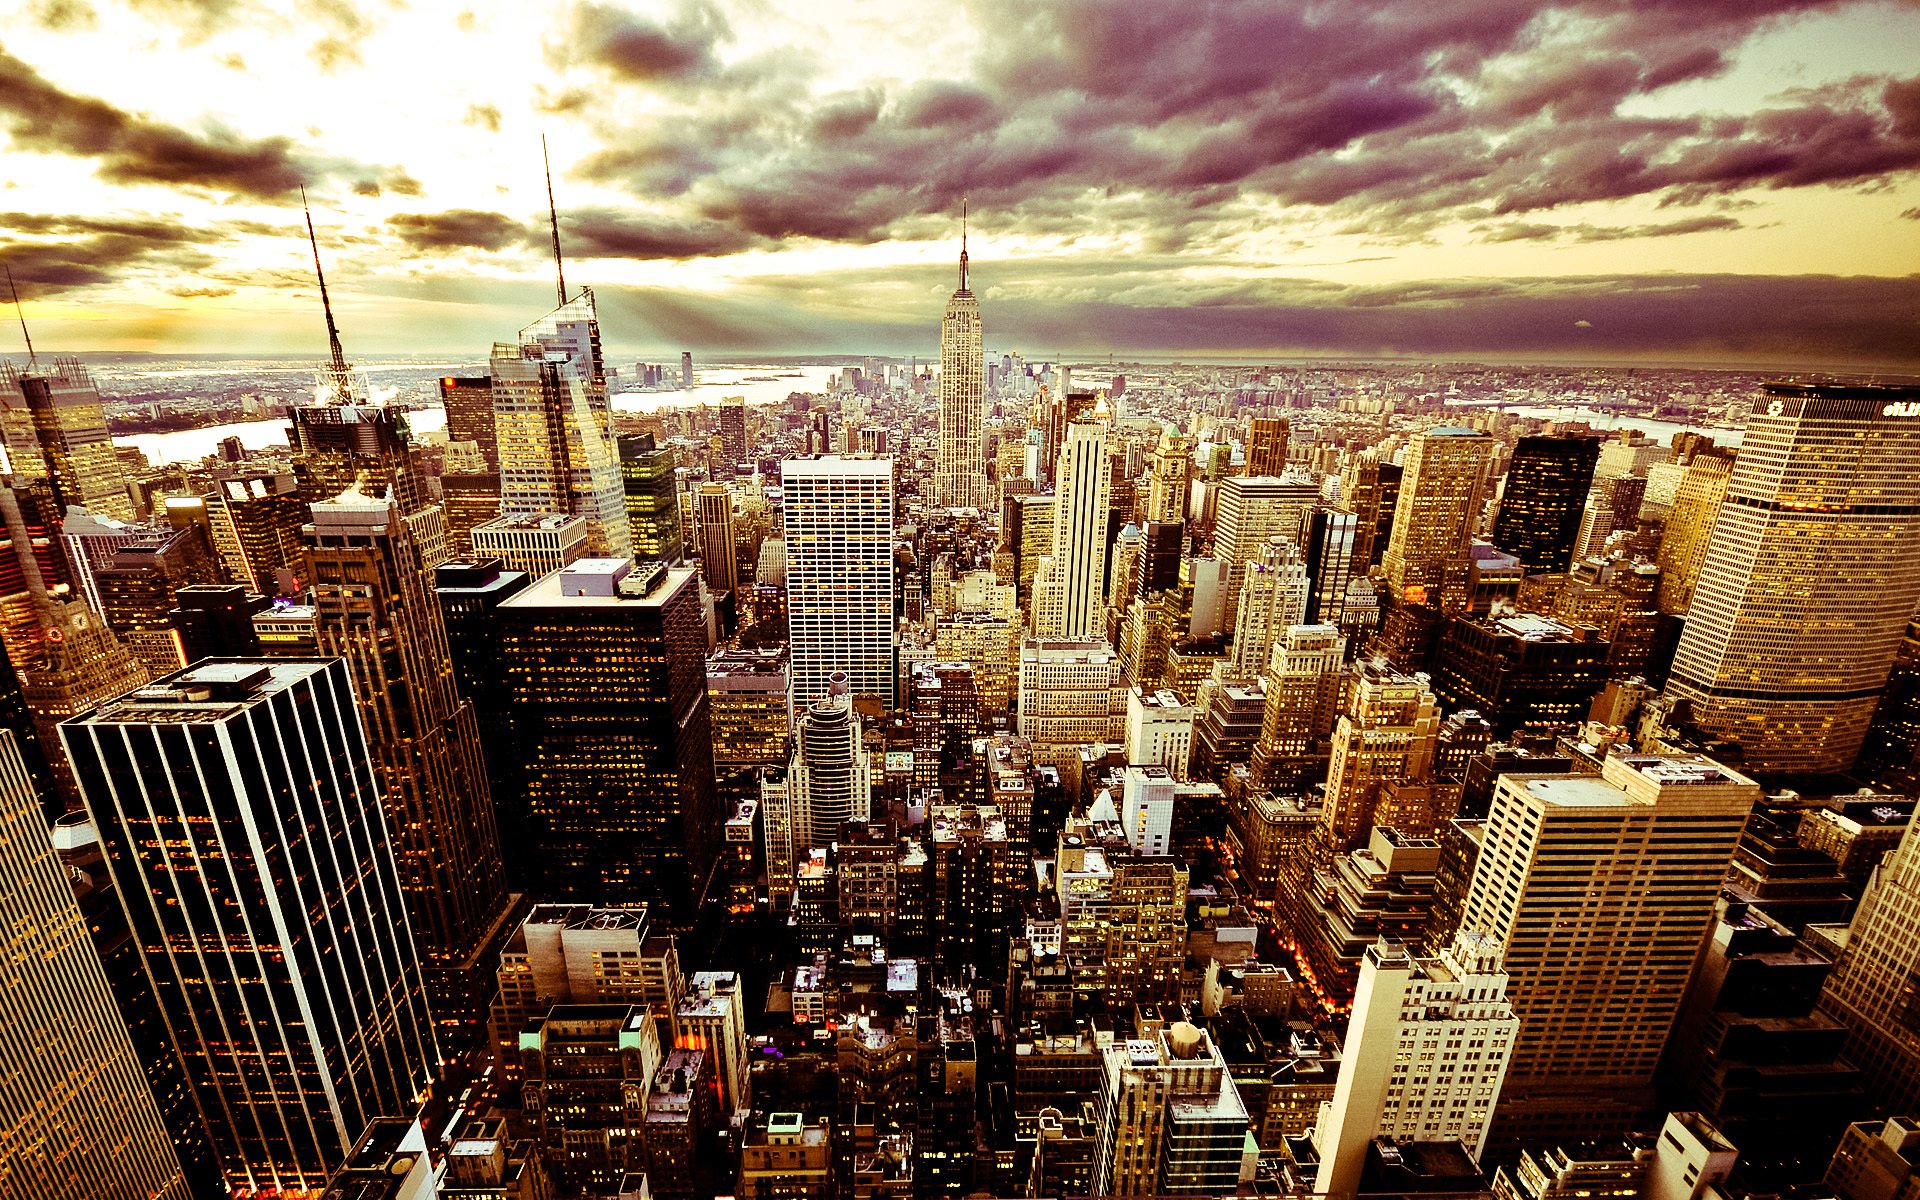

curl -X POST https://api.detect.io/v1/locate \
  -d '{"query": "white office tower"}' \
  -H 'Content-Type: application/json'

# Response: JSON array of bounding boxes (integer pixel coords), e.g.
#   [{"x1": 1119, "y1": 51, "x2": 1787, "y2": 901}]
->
[
  {"x1": 490, "y1": 293, "x2": 632, "y2": 558},
  {"x1": 1462, "y1": 754, "x2": 1757, "y2": 1148},
  {"x1": 1312, "y1": 933, "x2": 1518, "y2": 1196},
  {"x1": 1120, "y1": 764, "x2": 1176, "y2": 856},
  {"x1": 1231, "y1": 536, "x2": 1310, "y2": 677},
  {"x1": 790, "y1": 682, "x2": 871, "y2": 850},
  {"x1": 935, "y1": 219, "x2": 987, "y2": 510},
  {"x1": 0, "y1": 730, "x2": 190, "y2": 1200},
  {"x1": 782, "y1": 457, "x2": 895, "y2": 710},
  {"x1": 1822, "y1": 814, "x2": 1920, "y2": 1111},
  {"x1": 1093, "y1": 1020, "x2": 1251, "y2": 1197},
  {"x1": 1032, "y1": 417, "x2": 1111, "y2": 639}
]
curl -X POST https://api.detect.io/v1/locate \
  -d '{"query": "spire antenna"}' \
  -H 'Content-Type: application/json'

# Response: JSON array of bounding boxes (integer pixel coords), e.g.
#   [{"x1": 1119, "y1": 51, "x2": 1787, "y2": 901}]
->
[
  {"x1": 544, "y1": 134, "x2": 568, "y2": 308},
  {"x1": 959, "y1": 195, "x2": 970, "y2": 292},
  {"x1": 5, "y1": 267, "x2": 35, "y2": 368},
  {"x1": 301, "y1": 188, "x2": 352, "y2": 398}
]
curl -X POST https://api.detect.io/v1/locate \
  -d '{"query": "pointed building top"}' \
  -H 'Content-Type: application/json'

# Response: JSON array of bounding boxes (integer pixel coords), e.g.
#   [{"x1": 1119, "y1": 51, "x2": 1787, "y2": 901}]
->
[
  {"x1": 301, "y1": 189, "x2": 353, "y2": 402},
  {"x1": 958, "y1": 195, "x2": 970, "y2": 293},
  {"x1": 544, "y1": 135, "x2": 568, "y2": 309}
]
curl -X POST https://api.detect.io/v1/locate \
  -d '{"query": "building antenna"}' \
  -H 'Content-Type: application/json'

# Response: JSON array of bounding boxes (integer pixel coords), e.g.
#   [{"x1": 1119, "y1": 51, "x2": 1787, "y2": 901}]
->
[
  {"x1": 544, "y1": 134, "x2": 568, "y2": 308},
  {"x1": 301, "y1": 188, "x2": 352, "y2": 399},
  {"x1": 5, "y1": 266, "x2": 35, "y2": 368},
  {"x1": 959, "y1": 195, "x2": 969, "y2": 292}
]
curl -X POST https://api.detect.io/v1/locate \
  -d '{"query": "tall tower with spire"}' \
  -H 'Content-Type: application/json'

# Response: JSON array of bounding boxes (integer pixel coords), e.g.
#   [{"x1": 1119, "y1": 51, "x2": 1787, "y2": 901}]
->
[{"x1": 936, "y1": 200, "x2": 987, "y2": 511}]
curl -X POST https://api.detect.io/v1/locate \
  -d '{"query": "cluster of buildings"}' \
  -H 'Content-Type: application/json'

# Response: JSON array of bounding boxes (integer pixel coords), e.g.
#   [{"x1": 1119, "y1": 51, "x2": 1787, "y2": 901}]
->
[{"x1": 5, "y1": 215, "x2": 1920, "y2": 1200}]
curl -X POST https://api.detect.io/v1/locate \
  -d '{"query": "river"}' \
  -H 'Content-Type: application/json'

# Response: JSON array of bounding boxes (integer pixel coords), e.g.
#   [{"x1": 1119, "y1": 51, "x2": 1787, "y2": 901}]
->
[
  {"x1": 120, "y1": 364, "x2": 842, "y2": 466},
  {"x1": 1446, "y1": 403, "x2": 1746, "y2": 447}
]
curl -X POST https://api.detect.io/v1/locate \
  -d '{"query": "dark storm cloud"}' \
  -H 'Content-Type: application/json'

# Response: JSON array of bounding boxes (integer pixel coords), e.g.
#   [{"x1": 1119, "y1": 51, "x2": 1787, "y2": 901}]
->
[
  {"x1": 0, "y1": 45, "x2": 406, "y2": 200},
  {"x1": 1479, "y1": 214, "x2": 1745, "y2": 242},
  {"x1": 388, "y1": 210, "x2": 528, "y2": 253},
  {"x1": 551, "y1": 0, "x2": 731, "y2": 84},
  {"x1": 558, "y1": 208, "x2": 765, "y2": 259},
  {"x1": 0, "y1": 211, "x2": 217, "y2": 292},
  {"x1": 555, "y1": 0, "x2": 1920, "y2": 251}
]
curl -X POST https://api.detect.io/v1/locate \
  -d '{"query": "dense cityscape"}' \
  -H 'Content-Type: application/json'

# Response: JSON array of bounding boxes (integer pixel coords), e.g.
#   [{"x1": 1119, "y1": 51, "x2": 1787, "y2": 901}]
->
[{"x1": 4, "y1": 0, "x2": 1920, "y2": 1197}]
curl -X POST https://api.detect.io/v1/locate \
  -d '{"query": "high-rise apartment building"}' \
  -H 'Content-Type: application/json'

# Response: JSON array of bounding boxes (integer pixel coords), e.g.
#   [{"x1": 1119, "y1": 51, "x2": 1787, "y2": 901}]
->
[
  {"x1": 0, "y1": 729, "x2": 190, "y2": 1200},
  {"x1": 782, "y1": 457, "x2": 894, "y2": 710},
  {"x1": 619, "y1": 432, "x2": 686, "y2": 563},
  {"x1": 1492, "y1": 435, "x2": 1601, "y2": 574},
  {"x1": 1230, "y1": 536, "x2": 1310, "y2": 678},
  {"x1": 1654, "y1": 451, "x2": 1734, "y2": 615},
  {"x1": 936, "y1": 223, "x2": 987, "y2": 510},
  {"x1": 697, "y1": 481, "x2": 738, "y2": 594},
  {"x1": 678, "y1": 970, "x2": 751, "y2": 1120},
  {"x1": 1667, "y1": 384, "x2": 1920, "y2": 773},
  {"x1": 1213, "y1": 472, "x2": 1319, "y2": 632},
  {"x1": 0, "y1": 357, "x2": 131, "y2": 518},
  {"x1": 1251, "y1": 623, "x2": 1347, "y2": 789},
  {"x1": 520, "y1": 1005, "x2": 663, "y2": 1196},
  {"x1": 1092, "y1": 1021, "x2": 1250, "y2": 1197},
  {"x1": 791, "y1": 684, "x2": 871, "y2": 850},
  {"x1": 62, "y1": 661, "x2": 438, "y2": 1193},
  {"x1": 490, "y1": 293, "x2": 632, "y2": 558},
  {"x1": 1247, "y1": 416, "x2": 1290, "y2": 477},
  {"x1": 1382, "y1": 427, "x2": 1495, "y2": 608},
  {"x1": 1462, "y1": 754, "x2": 1757, "y2": 1148},
  {"x1": 1340, "y1": 450, "x2": 1401, "y2": 573},
  {"x1": 1147, "y1": 428, "x2": 1192, "y2": 525},
  {"x1": 1312, "y1": 933, "x2": 1517, "y2": 1195},
  {"x1": 500, "y1": 558, "x2": 718, "y2": 918},
  {"x1": 1821, "y1": 814, "x2": 1920, "y2": 1113},
  {"x1": 304, "y1": 485, "x2": 509, "y2": 1043},
  {"x1": 1032, "y1": 416, "x2": 1111, "y2": 640}
]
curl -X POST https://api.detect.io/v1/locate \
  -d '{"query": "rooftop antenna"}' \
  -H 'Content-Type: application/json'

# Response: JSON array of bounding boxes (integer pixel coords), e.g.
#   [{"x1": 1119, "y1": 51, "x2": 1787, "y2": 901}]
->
[
  {"x1": 301, "y1": 188, "x2": 352, "y2": 400},
  {"x1": 959, "y1": 195, "x2": 969, "y2": 293},
  {"x1": 5, "y1": 266, "x2": 35, "y2": 369},
  {"x1": 544, "y1": 134, "x2": 568, "y2": 308}
]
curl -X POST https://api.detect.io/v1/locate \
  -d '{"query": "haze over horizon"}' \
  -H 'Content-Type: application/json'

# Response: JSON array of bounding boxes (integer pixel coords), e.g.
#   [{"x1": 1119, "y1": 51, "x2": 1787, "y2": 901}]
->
[{"x1": 1, "y1": 0, "x2": 1917, "y2": 367}]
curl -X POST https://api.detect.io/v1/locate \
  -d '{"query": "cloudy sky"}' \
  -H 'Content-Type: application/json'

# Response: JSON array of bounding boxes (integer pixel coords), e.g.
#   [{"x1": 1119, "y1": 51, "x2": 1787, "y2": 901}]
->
[{"x1": 0, "y1": 0, "x2": 1917, "y2": 365}]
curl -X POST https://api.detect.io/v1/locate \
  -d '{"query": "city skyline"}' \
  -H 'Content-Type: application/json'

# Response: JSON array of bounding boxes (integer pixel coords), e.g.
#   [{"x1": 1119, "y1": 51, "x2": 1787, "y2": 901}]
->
[{"x1": 0, "y1": 1, "x2": 1913, "y2": 366}]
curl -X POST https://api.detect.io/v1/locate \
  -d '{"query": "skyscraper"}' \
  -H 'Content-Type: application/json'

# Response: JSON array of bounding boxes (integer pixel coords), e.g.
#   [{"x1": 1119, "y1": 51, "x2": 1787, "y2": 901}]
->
[
  {"x1": 1311, "y1": 933, "x2": 1517, "y2": 1195},
  {"x1": 1146, "y1": 428, "x2": 1192, "y2": 525},
  {"x1": 1302, "y1": 506, "x2": 1358, "y2": 628},
  {"x1": 499, "y1": 558, "x2": 718, "y2": 919},
  {"x1": 719, "y1": 393, "x2": 748, "y2": 469},
  {"x1": 698, "y1": 481, "x2": 738, "y2": 594},
  {"x1": 62, "y1": 661, "x2": 439, "y2": 1193},
  {"x1": 439, "y1": 374, "x2": 499, "y2": 469},
  {"x1": 304, "y1": 485, "x2": 510, "y2": 1043},
  {"x1": 936, "y1": 211, "x2": 987, "y2": 510},
  {"x1": 618, "y1": 431, "x2": 686, "y2": 564},
  {"x1": 790, "y1": 683, "x2": 871, "y2": 850},
  {"x1": 1667, "y1": 383, "x2": 1920, "y2": 773},
  {"x1": 1382, "y1": 427, "x2": 1495, "y2": 608},
  {"x1": 1229, "y1": 536, "x2": 1310, "y2": 678},
  {"x1": 490, "y1": 293, "x2": 633, "y2": 559},
  {"x1": 1032, "y1": 416, "x2": 1111, "y2": 640},
  {"x1": 1820, "y1": 813, "x2": 1920, "y2": 1112},
  {"x1": 1092, "y1": 1021, "x2": 1250, "y2": 1198},
  {"x1": 0, "y1": 729, "x2": 190, "y2": 1200},
  {"x1": 1321, "y1": 662, "x2": 1440, "y2": 849},
  {"x1": 0, "y1": 356, "x2": 132, "y2": 518},
  {"x1": 1461, "y1": 754, "x2": 1756, "y2": 1148},
  {"x1": 1654, "y1": 451, "x2": 1734, "y2": 615},
  {"x1": 782, "y1": 456, "x2": 894, "y2": 710},
  {"x1": 434, "y1": 557, "x2": 534, "y2": 880},
  {"x1": 1246, "y1": 416, "x2": 1290, "y2": 477},
  {"x1": 1213, "y1": 472, "x2": 1319, "y2": 632},
  {"x1": 1491, "y1": 435, "x2": 1601, "y2": 574}
]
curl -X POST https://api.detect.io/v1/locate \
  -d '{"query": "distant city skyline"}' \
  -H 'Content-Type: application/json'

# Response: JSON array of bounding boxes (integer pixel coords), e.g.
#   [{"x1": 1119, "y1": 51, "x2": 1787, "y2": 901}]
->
[{"x1": 0, "y1": 0, "x2": 1916, "y2": 365}]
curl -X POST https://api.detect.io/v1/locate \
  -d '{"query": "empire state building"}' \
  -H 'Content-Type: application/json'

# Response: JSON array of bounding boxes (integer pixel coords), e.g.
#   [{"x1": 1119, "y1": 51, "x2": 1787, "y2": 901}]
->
[{"x1": 936, "y1": 206, "x2": 987, "y2": 510}]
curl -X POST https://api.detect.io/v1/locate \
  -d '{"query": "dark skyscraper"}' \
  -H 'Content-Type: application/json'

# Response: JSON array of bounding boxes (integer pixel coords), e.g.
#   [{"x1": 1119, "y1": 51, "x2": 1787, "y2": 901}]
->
[
  {"x1": 499, "y1": 559, "x2": 718, "y2": 920},
  {"x1": 619, "y1": 432, "x2": 685, "y2": 564},
  {"x1": 0, "y1": 357, "x2": 132, "y2": 519},
  {"x1": 1492, "y1": 435, "x2": 1601, "y2": 574},
  {"x1": 62, "y1": 661, "x2": 439, "y2": 1194},
  {"x1": 720, "y1": 393, "x2": 747, "y2": 469},
  {"x1": 303, "y1": 485, "x2": 509, "y2": 1046},
  {"x1": 440, "y1": 374, "x2": 499, "y2": 469},
  {"x1": 1246, "y1": 416, "x2": 1290, "y2": 476},
  {"x1": 435, "y1": 556, "x2": 533, "y2": 881}
]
